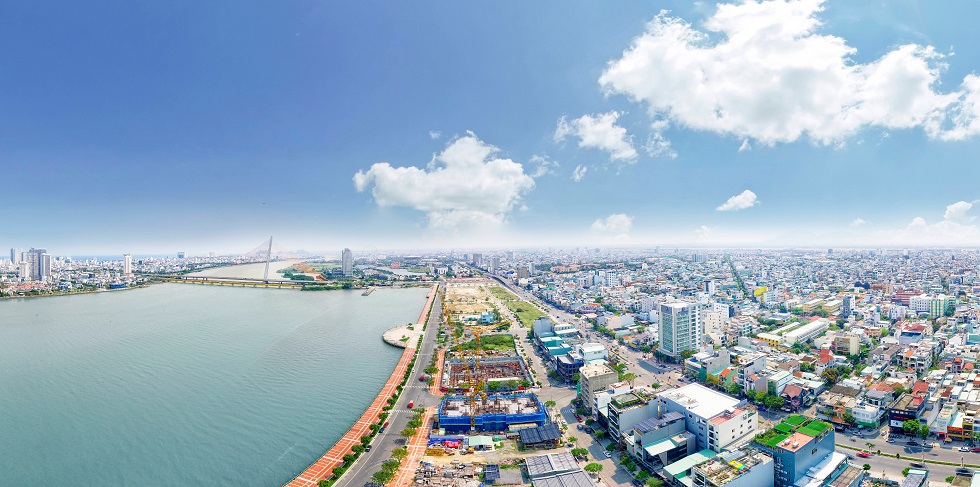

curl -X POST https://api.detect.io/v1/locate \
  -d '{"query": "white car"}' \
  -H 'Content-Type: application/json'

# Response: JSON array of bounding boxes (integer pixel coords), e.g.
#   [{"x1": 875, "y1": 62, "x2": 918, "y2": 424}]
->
[{"x1": 603, "y1": 451, "x2": 612, "y2": 458}]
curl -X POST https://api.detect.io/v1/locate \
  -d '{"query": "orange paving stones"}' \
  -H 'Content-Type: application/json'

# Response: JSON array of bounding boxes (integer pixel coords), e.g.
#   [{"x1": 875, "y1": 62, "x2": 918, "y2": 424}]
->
[
  {"x1": 284, "y1": 285, "x2": 438, "y2": 487},
  {"x1": 390, "y1": 408, "x2": 434, "y2": 487},
  {"x1": 428, "y1": 349, "x2": 446, "y2": 396}
]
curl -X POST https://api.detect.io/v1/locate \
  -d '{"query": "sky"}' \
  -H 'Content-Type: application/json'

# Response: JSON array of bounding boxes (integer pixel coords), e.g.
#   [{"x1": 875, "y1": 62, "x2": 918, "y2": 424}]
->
[{"x1": 3, "y1": 0, "x2": 980, "y2": 255}]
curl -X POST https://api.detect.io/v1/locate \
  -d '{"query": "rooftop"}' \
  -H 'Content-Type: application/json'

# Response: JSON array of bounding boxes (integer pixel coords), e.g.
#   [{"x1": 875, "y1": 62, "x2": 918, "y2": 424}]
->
[
  {"x1": 693, "y1": 447, "x2": 772, "y2": 486},
  {"x1": 664, "y1": 450, "x2": 718, "y2": 477},
  {"x1": 525, "y1": 452, "x2": 580, "y2": 479},
  {"x1": 658, "y1": 383, "x2": 741, "y2": 419}
]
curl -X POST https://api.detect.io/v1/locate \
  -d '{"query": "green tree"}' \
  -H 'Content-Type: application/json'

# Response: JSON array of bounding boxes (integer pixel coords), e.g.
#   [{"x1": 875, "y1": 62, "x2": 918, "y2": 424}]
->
[
  {"x1": 919, "y1": 423, "x2": 930, "y2": 438},
  {"x1": 946, "y1": 475, "x2": 956, "y2": 483},
  {"x1": 584, "y1": 463, "x2": 603, "y2": 475},
  {"x1": 842, "y1": 412, "x2": 856, "y2": 425},
  {"x1": 681, "y1": 349, "x2": 695, "y2": 359},
  {"x1": 646, "y1": 479, "x2": 664, "y2": 487},
  {"x1": 800, "y1": 361, "x2": 815, "y2": 373},
  {"x1": 902, "y1": 419, "x2": 921, "y2": 436},
  {"x1": 606, "y1": 443, "x2": 616, "y2": 452},
  {"x1": 727, "y1": 383, "x2": 742, "y2": 396},
  {"x1": 381, "y1": 460, "x2": 401, "y2": 473},
  {"x1": 651, "y1": 382, "x2": 662, "y2": 390},
  {"x1": 863, "y1": 464, "x2": 871, "y2": 471},
  {"x1": 567, "y1": 436, "x2": 578, "y2": 444},
  {"x1": 545, "y1": 400, "x2": 557, "y2": 409},
  {"x1": 571, "y1": 447, "x2": 589, "y2": 458},
  {"x1": 635, "y1": 471, "x2": 650, "y2": 482},
  {"x1": 620, "y1": 372, "x2": 638, "y2": 387},
  {"x1": 319, "y1": 480, "x2": 330, "y2": 487},
  {"x1": 391, "y1": 447, "x2": 409, "y2": 462},
  {"x1": 705, "y1": 375, "x2": 721, "y2": 387},
  {"x1": 372, "y1": 469, "x2": 395, "y2": 486},
  {"x1": 401, "y1": 427, "x2": 418, "y2": 439},
  {"x1": 351, "y1": 444, "x2": 365, "y2": 454}
]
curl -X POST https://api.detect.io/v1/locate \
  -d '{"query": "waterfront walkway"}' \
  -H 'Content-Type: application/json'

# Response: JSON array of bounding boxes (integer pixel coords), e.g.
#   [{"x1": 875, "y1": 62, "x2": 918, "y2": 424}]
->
[{"x1": 285, "y1": 284, "x2": 438, "y2": 487}]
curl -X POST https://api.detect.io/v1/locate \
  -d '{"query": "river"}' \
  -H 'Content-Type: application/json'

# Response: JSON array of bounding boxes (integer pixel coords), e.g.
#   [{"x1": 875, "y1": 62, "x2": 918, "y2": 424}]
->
[{"x1": 0, "y1": 283, "x2": 429, "y2": 486}]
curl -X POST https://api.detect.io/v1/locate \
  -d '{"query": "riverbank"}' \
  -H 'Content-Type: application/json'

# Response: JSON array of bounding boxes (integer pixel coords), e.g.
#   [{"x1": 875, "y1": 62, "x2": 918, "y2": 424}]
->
[
  {"x1": 382, "y1": 325, "x2": 418, "y2": 348},
  {"x1": 0, "y1": 283, "x2": 151, "y2": 301},
  {"x1": 285, "y1": 284, "x2": 438, "y2": 487}
]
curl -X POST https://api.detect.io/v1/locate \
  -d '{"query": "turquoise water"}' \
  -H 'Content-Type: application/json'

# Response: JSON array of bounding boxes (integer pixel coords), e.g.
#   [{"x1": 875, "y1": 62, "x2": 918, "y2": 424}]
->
[{"x1": 0, "y1": 284, "x2": 428, "y2": 486}]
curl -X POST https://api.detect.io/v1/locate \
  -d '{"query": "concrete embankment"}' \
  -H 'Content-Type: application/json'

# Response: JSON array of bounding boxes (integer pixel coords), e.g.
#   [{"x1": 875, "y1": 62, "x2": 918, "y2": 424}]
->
[
  {"x1": 284, "y1": 284, "x2": 438, "y2": 487},
  {"x1": 382, "y1": 326, "x2": 416, "y2": 348}
]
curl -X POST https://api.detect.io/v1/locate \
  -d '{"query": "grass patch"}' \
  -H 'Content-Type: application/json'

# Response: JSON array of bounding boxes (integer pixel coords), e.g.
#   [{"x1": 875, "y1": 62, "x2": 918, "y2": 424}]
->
[
  {"x1": 489, "y1": 286, "x2": 516, "y2": 301},
  {"x1": 755, "y1": 430, "x2": 789, "y2": 448},
  {"x1": 459, "y1": 334, "x2": 515, "y2": 352},
  {"x1": 501, "y1": 300, "x2": 546, "y2": 327}
]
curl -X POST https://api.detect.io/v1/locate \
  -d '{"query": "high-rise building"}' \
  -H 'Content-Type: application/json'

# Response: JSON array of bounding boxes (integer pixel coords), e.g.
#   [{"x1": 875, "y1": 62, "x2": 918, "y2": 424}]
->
[
  {"x1": 10, "y1": 248, "x2": 22, "y2": 264},
  {"x1": 123, "y1": 254, "x2": 132, "y2": 276},
  {"x1": 490, "y1": 256, "x2": 501, "y2": 274},
  {"x1": 659, "y1": 301, "x2": 702, "y2": 358},
  {"x1": 22, "y1": 248, "x2": 51, "y2": 282},
  {"x1": 177, "y1": 251, "x2": 186, "y2": 259},
  {"x1": 841, "y1": 295, "x2": 853, "y2": 318},
  {"x1": 341, "y1": 248, "x2": 353, "y2": 277}
]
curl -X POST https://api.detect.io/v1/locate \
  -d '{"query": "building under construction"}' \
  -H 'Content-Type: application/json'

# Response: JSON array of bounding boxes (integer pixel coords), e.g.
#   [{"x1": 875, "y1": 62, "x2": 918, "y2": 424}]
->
[
  {"x1": 443, "y1": 356, "x2": 530, "y2": 391},
  {"x1": 437, "y1": 393, "x2": 547, "y2": 434}
]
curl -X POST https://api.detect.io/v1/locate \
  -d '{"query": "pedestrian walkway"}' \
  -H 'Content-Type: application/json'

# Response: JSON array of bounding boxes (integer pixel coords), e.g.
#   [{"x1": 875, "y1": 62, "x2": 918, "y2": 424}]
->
[
  {"x1": 428, "y1": 349, "x2": 446, "y2": 396},
  {"x1": 391, "y1": 408, "x2": 434, "y2": 487}
]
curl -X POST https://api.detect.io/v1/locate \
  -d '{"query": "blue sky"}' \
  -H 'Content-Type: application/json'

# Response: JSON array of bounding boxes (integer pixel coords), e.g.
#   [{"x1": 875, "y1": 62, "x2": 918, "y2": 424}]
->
[{"x1": 3, "y1": 0, "x2": 980, "y2": 255}]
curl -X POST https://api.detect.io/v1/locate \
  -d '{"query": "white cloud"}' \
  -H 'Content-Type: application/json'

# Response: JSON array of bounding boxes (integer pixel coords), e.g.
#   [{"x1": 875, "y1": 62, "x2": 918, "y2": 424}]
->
[
  {"x1": 695, "y1": 225, "x2": 713, "y2": 240},
  {"x1": 716, "y1": 189, "x2": 759, "y2": 211},
  {"x1": 599, "y1": 0, "x2": 980, "y2": 147},
  {"x1": 555, "y1": 112, "x2": 639, "y2": 162},
  {"x1": 849, "y1": 218, "x2": 868, "y2": 227},
  {"x1": 353, "y1": 133, "x2": 535, "y2": 229},
  {"x1": 529, "y1": 155, "x2": 559, "y2": 178},
  {"x1": 429, "y1": 130, "x2": 441, "y2": 140},
  {"x1": 591, "y1": 213, "x2": 633, "y2": 233},
  {"x1": 645, "y1": 120, "x2": 677, "y2": 158},
  {"x1": 897, "y1": 200, "x2": 980, "y2": 245},
  {"x1": 571, "y1": 164, "x2": 588, "y2": 182},
  {"x1": 738, "y1": 139, "x2": 752, "y2": 152}
]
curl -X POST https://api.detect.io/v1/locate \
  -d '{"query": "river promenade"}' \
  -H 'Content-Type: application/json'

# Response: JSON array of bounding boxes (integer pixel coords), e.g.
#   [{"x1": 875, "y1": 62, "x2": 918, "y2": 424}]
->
[{"x1": 285, "y1": 284, "x2": 438, "y2": 487}]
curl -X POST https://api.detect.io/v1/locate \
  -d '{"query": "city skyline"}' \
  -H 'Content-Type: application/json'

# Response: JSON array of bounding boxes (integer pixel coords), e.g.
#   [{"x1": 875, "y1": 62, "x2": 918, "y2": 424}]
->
[{"x1": 3, "y1": 1, "x2": 980, "y2": 254}]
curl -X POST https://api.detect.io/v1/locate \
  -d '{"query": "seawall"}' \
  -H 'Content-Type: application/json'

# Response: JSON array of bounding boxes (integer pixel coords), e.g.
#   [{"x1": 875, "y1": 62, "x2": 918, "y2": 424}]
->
[{"x1": 284, "y1": 284, "x2": 438, "y2": 487}]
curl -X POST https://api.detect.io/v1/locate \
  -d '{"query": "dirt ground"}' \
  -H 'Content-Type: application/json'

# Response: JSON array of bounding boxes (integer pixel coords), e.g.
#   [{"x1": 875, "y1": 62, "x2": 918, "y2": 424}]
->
[
  {"x1": 422, "y1": 439, "x2": 543, "y2": 466},
  {"x1": 444, "y1": 283, "x2": 494, "y2": 317}
]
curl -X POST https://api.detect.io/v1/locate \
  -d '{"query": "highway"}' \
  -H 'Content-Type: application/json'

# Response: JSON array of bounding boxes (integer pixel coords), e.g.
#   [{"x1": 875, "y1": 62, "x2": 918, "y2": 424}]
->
[{"x1": 334, "y1": 284, "x2": 443, "y2": 487}]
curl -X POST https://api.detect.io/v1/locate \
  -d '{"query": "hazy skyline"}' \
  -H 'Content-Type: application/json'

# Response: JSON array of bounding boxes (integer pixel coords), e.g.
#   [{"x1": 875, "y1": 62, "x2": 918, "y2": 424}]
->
[{"x1": 4, "y1": 1, "x2": 980, "y2": 254}]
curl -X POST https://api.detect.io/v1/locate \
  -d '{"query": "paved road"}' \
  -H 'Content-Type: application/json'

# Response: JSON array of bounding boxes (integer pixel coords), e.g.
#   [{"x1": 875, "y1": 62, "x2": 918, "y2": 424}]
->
[{"x1": 335, "y1": 284, "x2": 443, "y2": 487}]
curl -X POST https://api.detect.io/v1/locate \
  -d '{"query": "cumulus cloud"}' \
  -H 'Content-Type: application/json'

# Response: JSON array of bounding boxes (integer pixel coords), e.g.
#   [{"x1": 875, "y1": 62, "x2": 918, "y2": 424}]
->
[
  {"x1": 716, "y1": 190, "x2": 759, "y2": 211},
  {"x1": 850, "y1": 218, "x2": 869, "y2": 227},
  {"x1": 555, "y1": 112, "x2": 639, "y2": 162},
  {"x1": 353, "y1": 133, "x2": 535, "y2": 229},
  {"x1": 898, "y1": 200, "x2": 980, "y2": 245},
  {"x1": 599, "y1": 0, "x2": 980, "y2": 147},
  {"x1": 529, "y1": 155, "x2": 559, "y2": 178},
  {"x1": 695, "y1": 225, "x2": 713, "y2": 240},
  {"x1": 571, "y1": 164, "x2": 588, "y2": 182},
  {"x1": 591, "y1": 213, "x2": 634, "y2": 233}
]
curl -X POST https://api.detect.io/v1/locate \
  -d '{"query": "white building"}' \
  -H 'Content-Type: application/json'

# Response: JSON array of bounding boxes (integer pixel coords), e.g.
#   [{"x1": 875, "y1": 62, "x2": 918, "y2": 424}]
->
[
  {"x1": 658, "y1": 383, "x2": 758, "y2": 452},
  {"x1": 123, "y1": 254, "x2": 132, "y2": 276},
  {"x1": 341, "y1": 248, "x2": 353, "y2": 277},
  {"x1": 659, "y1": 301, "x2": 701, "y2": 358}
]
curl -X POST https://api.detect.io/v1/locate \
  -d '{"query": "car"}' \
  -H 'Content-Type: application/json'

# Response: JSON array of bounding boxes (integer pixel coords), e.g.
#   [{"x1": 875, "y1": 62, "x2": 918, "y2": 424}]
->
[
  {"x1": 957, "y1": 468, "x2": 973, "y2": 476},
  {"x1": 857, "y1": 452, "x2": 871, "y2": 458},
  {"x1": 603, "y1": 451, "x2": 612, "y2": 458},
  {"x1": 971, "y1": 447, "x2": 980, "y2": 453},
  {"x1": 958, "y1": 446, "x2": 971, "y2": 452},
  {"x1": 909, "y1": 462, "x2": 924, "y2": 468}
]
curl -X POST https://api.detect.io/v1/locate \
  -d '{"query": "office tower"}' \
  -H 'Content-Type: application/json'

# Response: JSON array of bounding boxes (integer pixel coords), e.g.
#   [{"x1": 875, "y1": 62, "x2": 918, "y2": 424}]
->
[
  {"x1": 659, "y1": 301, "x2": 702, "y2": 358},
  {"x1": 341, "y1": 248, "x2": 353, "y2": 277},
  {"x1": 490, "y1": 256, "x2": 500, "y2": 273},
  {"x1": 123, "y1": 254, "x2": 132, "y2": 276},
  {"x1": 22, "y1": 248, "x2": 51, "y2": 282},
  {"x1": 11, "y1": 248, "x2": 22, "y2": 264}
]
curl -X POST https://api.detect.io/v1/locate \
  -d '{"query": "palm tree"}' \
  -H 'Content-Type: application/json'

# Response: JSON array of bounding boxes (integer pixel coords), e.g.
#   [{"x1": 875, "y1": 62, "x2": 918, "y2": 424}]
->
[{"x1": 568, "y1": 436, "x2": 578, "y2": 444}]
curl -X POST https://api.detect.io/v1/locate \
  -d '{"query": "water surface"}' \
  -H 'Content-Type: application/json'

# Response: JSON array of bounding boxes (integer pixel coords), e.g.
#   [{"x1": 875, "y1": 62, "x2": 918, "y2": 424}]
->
[{"x1": 0, "y1": 283, "x2": 428, "y2": 486}]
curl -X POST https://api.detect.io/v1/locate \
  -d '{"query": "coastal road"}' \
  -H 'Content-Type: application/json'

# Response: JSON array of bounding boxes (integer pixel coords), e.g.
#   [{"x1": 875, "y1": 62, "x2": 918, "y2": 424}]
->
[{"x1": 335, "y1": 284, "x2": 443, "y2": 487}]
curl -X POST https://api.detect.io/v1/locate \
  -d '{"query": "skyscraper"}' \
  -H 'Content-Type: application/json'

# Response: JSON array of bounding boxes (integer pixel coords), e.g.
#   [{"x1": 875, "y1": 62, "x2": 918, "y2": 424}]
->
[
  {"x1": 10, "y1": 248, "x2": 21, "y2": 264},
  {"x1": 341, "y1": 248, "x2": 353, "y2": 277},
  {"x1": 659, "y1": 301, "x2": 702, "y2": 358},
  {"x1": 22, "y1": 248, "x2": 51, "y2": 282},
  {"x1": 123, "y1": 254, "x2": 132, "y2": 276}
]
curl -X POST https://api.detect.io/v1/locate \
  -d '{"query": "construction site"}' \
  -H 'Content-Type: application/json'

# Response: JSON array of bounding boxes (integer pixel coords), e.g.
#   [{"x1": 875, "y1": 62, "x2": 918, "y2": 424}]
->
[
  {"x1": 443, "y1": 356, "x2": 530, "y2": 391},
  {"x1": 437, "y1": 393, "x2": 547, "y2": 434}
]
